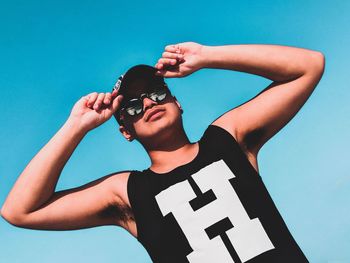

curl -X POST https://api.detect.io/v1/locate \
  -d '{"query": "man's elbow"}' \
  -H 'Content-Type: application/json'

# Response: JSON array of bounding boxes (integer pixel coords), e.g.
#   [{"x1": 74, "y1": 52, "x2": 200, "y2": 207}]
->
[
  {"x1": 1, "y1": 205, "x2": 27, "y2": 227},
  {"x1": 309, "y1": 51, "x2": 325, "y2": 77}
]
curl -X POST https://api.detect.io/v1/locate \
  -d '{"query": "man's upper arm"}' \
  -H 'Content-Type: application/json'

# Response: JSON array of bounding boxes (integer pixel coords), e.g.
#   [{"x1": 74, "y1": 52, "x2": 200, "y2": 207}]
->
[
  {"x1": 212, "y1": 52, "x2": 325, "y2": 154},
  {"x1": 3, "y1": 172, "x2": 131, "y2": 231}
]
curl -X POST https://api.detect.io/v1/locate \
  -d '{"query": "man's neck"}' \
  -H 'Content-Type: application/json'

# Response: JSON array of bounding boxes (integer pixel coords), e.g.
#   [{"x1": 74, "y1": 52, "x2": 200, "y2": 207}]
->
[{"x1": 144, "y1": 129, "x2": 199, "y2": 174}]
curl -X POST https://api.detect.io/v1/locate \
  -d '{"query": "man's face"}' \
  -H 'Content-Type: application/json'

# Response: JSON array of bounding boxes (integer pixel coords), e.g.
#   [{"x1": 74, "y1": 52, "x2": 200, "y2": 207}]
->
[{"x1": 119, "y1": 80, "x2": 183, "y2": 142}]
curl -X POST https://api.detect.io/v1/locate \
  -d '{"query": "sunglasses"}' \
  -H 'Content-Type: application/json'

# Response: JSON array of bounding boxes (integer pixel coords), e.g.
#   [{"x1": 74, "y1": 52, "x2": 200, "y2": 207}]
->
[{"x1": 118, "y1": 85, "x2": 169, "y2": 117}]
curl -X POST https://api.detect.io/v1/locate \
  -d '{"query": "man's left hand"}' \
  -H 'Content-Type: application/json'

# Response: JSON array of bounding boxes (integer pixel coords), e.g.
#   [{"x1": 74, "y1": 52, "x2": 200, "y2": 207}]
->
[{"x1": 155, "y1": 42, "x2": 204, "y2": 78}]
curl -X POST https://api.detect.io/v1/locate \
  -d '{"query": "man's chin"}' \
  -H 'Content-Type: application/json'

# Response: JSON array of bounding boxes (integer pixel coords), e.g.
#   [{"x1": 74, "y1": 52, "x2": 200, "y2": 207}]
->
[{"x1": 139, "y1": 120, "x2": 176, "y2": 139}]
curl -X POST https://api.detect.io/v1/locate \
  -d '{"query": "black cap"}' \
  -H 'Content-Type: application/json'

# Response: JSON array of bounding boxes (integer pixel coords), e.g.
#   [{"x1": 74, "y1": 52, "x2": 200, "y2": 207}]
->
[
  {"x1": 112, "y1": 64, "x2": 167, "y2": 124},
  {"x1": 113, "y1": 65, "x2": 166, "y2": 101}
]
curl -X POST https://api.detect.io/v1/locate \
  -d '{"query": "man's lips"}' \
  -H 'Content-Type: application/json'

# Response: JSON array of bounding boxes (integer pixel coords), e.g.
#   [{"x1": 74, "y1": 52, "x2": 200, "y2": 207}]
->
[{"x1": 145, "y1": 108, "x2": 165, "y2": 122}]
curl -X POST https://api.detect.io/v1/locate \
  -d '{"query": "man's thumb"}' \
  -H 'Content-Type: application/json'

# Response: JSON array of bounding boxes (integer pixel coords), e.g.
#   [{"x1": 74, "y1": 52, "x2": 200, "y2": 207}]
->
[{"x1": 111, "y1": 95, "x2": 123, "y2": 112}]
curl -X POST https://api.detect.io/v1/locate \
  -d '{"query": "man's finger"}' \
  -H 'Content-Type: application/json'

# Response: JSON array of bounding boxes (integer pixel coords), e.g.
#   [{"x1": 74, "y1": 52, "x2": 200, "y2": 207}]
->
[
  {"x1": 158, "y1": 58, "x2": 177, "y2": 66},
  {"x1": 162, "y1": 52, "x2": 183, "y2": 60},
  {"x1": 165, "y1": 44, "x2": 181, "y2": 53},
  {"x1": 111, "y1": 88, "x2": 119, "y2": 97},
  {"x1": 104, "y1": 92, "x2": 112, "y2": 105},
  {"x1": 94, "y1": 93, "x2": 105, "y2": 110},
  {"x1": 110, "y1": 95, "x2": 123, "y2": 113},
  {"x1": 87, "y1": 92, "x2": 98, "y2": 107},
  {"x1": 155, "y1": 63, "x2": 164, "y2": 70}
]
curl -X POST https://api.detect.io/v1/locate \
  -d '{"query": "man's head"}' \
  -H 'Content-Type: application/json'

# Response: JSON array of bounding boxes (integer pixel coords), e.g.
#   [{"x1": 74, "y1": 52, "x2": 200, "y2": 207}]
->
[{"x1": 113, "y1": 65, "x2": 184, "y2": 144}]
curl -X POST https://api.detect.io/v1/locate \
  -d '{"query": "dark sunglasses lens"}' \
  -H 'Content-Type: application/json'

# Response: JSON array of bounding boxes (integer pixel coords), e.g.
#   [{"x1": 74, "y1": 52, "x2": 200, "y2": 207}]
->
[
  {"x1": 149, "y1": 90, "x2": 167, "y2": 102},
  {"x1": 125, "y1": 99, "x2": 143, "y2": 116}
]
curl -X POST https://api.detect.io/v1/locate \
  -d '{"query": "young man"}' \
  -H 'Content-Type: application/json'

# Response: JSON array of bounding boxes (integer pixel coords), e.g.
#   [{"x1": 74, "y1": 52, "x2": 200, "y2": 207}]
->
[{"x1": 1, "y1": 42, "x2": 324, "y2": 262}]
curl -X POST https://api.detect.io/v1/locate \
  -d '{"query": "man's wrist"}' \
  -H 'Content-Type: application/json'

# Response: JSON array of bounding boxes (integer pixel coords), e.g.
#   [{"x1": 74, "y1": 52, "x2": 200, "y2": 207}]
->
[
  {"x1": 64, "y1": 117, "x2": 88, "y2": 139},
  {"x1": 198, "y1": 45, "x2": 219, "y2": 69}
]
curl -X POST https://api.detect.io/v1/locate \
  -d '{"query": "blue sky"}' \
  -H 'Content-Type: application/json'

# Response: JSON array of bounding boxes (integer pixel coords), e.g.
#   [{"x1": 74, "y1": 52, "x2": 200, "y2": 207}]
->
[{"x1": 1, "y1": 0, "x2": 349, "y2": 262}]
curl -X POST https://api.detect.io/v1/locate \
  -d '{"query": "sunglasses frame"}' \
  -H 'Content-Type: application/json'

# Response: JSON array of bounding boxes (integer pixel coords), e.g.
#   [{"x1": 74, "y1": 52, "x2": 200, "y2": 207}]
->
[{"x1": 116, "y1": 84, "x2": 171, "y2": 122}]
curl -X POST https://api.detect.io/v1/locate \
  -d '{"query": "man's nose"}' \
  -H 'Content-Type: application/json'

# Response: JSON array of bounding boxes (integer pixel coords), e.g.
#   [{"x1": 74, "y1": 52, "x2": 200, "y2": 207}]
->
[{"x1": 142, "y1": 97, "x2": 157, "y2": 111}]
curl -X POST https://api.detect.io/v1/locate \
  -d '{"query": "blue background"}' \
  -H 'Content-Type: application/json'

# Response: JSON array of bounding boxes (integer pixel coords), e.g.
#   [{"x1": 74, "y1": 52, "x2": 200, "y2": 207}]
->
[{"x1": 1, "y1": 0, "x2": 349, "y2": 262}]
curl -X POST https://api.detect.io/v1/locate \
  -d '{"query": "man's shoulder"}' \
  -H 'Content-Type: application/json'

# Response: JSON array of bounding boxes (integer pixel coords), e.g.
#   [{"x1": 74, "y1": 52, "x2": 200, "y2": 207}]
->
[
  {"x1": 209, "y1": 116, "x2": 239, "y2": 143},
  {"x1": 206, "y1": 121, "x2": 259, "y2": 173},
  {"x1": 198, "y1": 121, "x2": 239, "y2": 151}
]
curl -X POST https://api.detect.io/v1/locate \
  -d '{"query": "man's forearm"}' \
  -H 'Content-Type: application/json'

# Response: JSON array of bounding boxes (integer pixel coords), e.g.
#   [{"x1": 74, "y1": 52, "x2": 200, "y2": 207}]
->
[
  {"x1": 200, "y1": 44, "x2": 324, "y2": 81},
  {"x1": 1, "y1": 119, "x2": 86, "y2": 217}
]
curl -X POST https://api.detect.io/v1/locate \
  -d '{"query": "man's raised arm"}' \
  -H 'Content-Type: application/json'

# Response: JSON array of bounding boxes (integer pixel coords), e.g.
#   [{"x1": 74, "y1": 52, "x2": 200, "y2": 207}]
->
[
  {"x1": 0, "y1": 90, "x2": 128, "y2": 230},
  {"x1": 155, "y1": 42, "x2": 325, "y2": 155}
]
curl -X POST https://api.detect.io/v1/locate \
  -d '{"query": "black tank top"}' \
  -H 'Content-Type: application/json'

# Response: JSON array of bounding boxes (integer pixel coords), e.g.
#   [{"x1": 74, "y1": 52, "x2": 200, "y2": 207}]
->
[{"x1": 127, "y1": 125, "x2": 308, "y2": 263}]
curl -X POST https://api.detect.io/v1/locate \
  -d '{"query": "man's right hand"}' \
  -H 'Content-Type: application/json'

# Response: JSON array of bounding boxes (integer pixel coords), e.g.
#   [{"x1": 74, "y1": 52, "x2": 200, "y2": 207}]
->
[{"x1": 68, "y1": 89, "x2": 123, "y2": 133}]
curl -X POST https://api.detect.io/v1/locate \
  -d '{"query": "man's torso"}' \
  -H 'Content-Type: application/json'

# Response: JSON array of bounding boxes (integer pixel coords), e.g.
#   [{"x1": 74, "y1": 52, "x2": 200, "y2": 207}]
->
[
  {"x1": 115, "y1": 123, "x2": 254, "y2": 238},
  {"x1": 113, "y1": 124, "x2": 308, "y2": 262}
]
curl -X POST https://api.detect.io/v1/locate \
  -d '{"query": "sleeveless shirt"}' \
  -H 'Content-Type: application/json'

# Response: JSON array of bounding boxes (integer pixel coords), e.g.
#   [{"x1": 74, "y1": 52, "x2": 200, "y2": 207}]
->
[{"x1": 127, "y1": 125, "x2": 308, "y2": 263}]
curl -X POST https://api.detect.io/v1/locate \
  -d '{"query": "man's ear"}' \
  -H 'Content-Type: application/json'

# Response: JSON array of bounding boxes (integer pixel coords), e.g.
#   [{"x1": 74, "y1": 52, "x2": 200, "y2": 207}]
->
[
  {"x1": 173, "y1": 96, "x2": 183, "y2": 114},
  {"x1": 119, "y1": 125, "x2": 134, "y2": 142}
]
